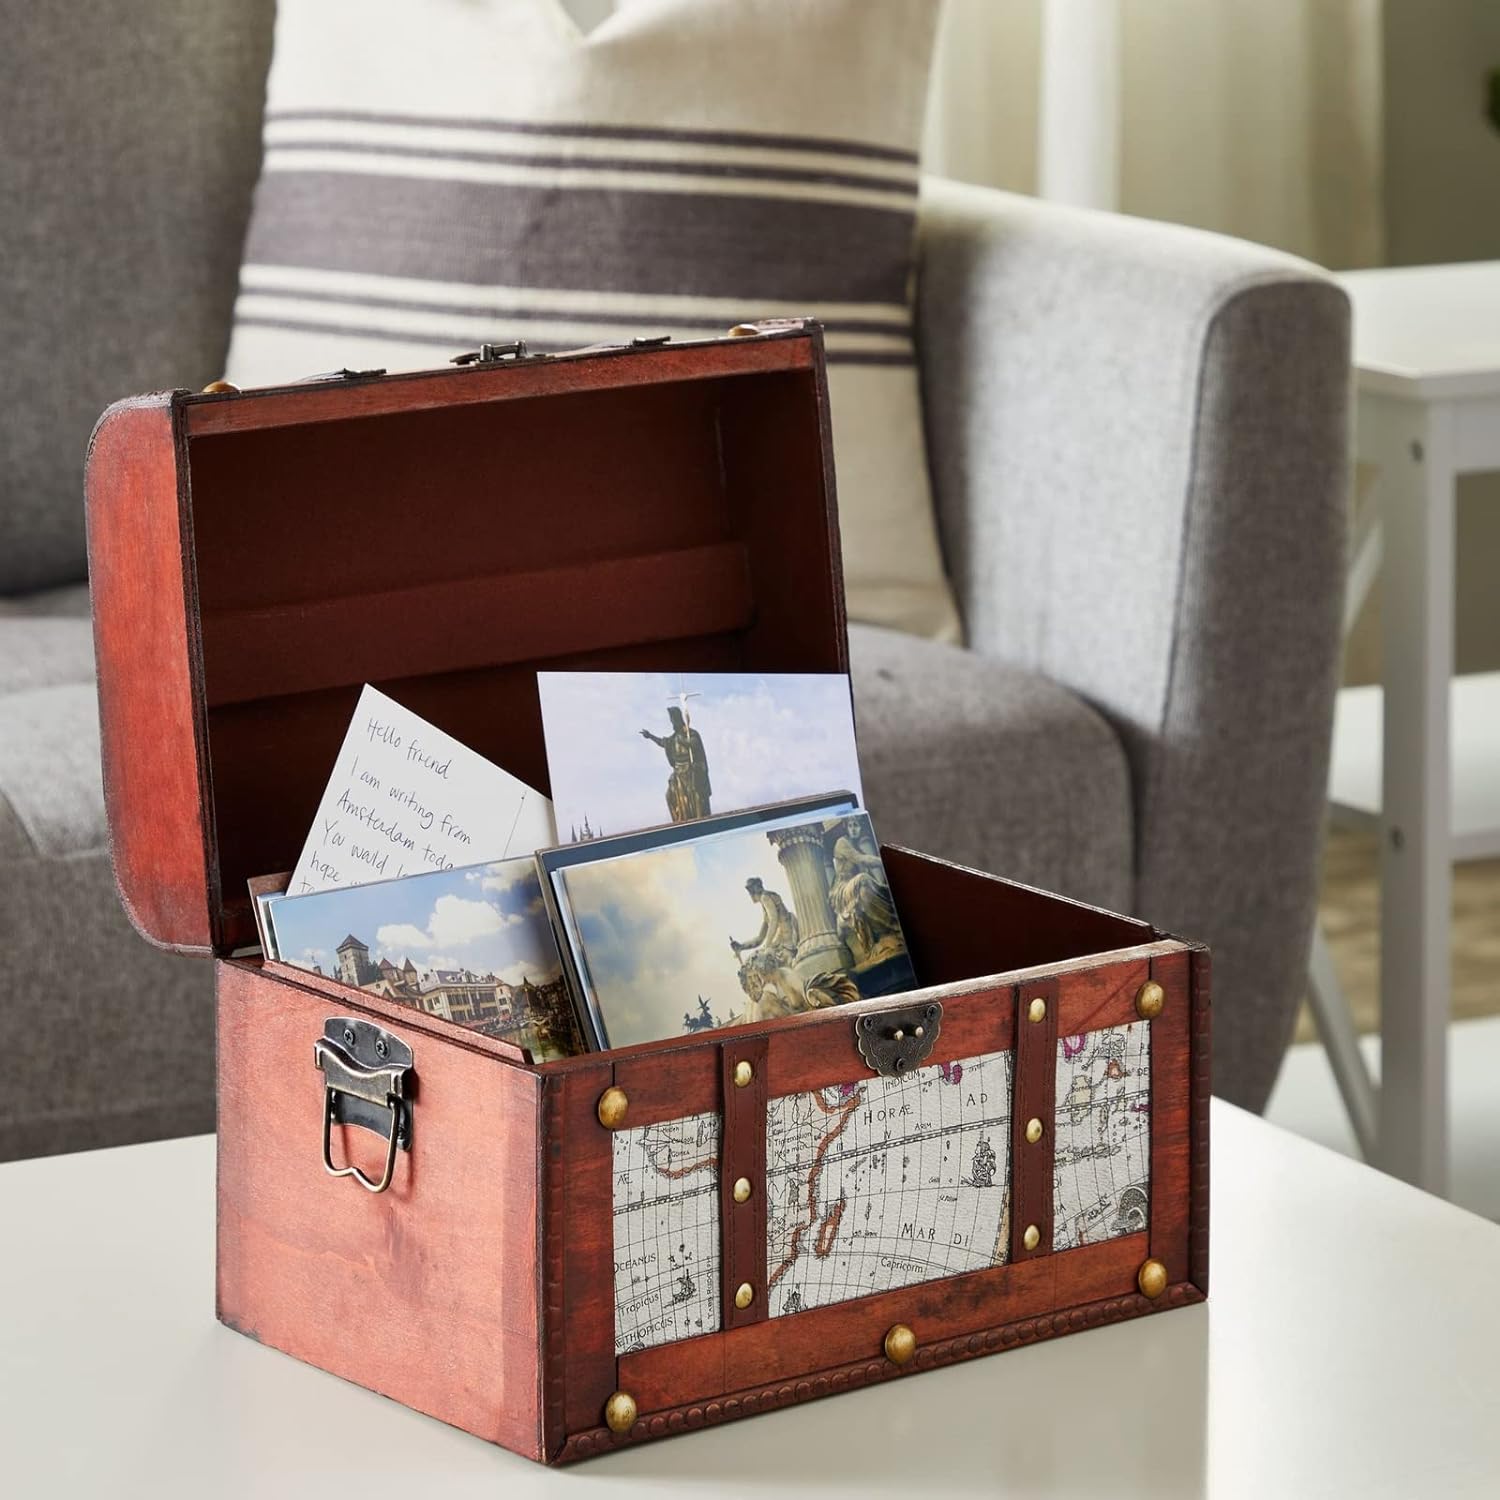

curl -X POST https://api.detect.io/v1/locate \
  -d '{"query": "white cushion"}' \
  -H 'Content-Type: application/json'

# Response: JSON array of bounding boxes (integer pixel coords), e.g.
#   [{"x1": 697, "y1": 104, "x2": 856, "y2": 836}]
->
[{"x1": 225, "y1": 0, "x2": 961, "y2": 641}]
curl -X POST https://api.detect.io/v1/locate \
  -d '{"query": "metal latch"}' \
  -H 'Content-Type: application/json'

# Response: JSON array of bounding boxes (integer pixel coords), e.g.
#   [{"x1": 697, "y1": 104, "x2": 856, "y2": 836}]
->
[
  {"x1": 855, "y1": 1001, "x2": 942, "y2": 1078},
  {"x1": 313, "y1": 1017, "x2": 413, "y2": 1194}
]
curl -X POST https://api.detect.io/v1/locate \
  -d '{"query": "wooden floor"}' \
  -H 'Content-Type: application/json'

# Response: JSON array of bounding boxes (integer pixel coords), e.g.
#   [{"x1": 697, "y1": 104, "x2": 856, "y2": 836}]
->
[{"x1": 1299, "y1": 824, "x2": 1500, "y2": 1042}]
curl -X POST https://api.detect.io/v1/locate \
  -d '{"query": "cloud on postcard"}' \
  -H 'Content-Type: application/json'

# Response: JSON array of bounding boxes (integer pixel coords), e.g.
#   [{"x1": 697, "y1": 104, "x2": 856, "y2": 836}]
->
[
  {"x1": 275, "y1": 857, "x2": 561, "y2": 985},
  {"x1": 375, "y1": 921, "x2": 433, "y2": 950},
  {"x1": 377, "y1": 889, "x2": 524, "y2": 953},
  {"x1": 561, "y1": 823, "x2": 803, "y2": 1048},
  {"x1": 498, "y1": 957, "x2": 562, "y2": 986},
  {"x1": 431, "y1": 893, "x2": 517, "y2": 944}
]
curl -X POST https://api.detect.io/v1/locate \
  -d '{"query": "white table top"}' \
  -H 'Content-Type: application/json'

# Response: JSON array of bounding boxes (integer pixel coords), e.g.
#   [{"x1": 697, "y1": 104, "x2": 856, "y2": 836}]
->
[
  {"x1": 3, "y1": 1102, "x2": 1498, "y2": 1499},
  {"x1": 1337, "y1": 261, "x2": 1500, "y2": 400}
]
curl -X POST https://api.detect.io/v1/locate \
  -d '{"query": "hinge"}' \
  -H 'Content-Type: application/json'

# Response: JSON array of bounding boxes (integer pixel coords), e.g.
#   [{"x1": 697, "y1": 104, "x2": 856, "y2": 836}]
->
[
  {"x1": 451, "y1": 340, "x2": 546, "y2": 366},
  {"x1": 296, "y1": 367, "x2": 388, "y2": 383}
]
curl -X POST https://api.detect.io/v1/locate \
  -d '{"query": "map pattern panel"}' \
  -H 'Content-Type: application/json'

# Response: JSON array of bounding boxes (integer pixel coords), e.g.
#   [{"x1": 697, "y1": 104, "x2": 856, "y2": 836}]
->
[
  {"x1": 1052, "y1": 1020, "x2": 1151, "y2": 1250},
  {"x1": 764, "y1": 1050, "x2": 1015, "y2": 1318},
  {"x1": 609, "y1": 1021, "x2": 1155, "y2": 1353},
  {"x1": 612, "y1": 1109, "x2": 722, "y2": 1354}
]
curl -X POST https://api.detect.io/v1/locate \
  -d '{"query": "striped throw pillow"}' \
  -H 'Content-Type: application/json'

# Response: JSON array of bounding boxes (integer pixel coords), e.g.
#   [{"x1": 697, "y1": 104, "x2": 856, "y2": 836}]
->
[{"x1": 225, "y1": 0, "x2": 960, "y2": 641}]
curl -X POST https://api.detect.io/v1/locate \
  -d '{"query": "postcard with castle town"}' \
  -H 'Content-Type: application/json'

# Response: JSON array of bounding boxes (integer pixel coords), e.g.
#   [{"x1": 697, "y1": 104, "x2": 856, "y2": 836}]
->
[
  {"x1": 542, "y1": 801, "x2": 915, "y2": 1051},
  {"x1": 266, "y1": 856, "x2": 584, "y2": 1061},
  {"x1": 536, "y1": 672, "x2": 865, "y2": 843}
]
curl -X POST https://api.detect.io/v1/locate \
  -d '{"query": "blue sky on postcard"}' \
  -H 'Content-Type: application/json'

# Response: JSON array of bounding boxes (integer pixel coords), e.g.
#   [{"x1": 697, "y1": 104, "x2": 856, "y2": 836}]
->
[
  {"x1": 538, "y1": 671, "x2": 863, "y2": 840},
  {"x1": 270, "y1": 857, "x2": 561, "y2": 984}
]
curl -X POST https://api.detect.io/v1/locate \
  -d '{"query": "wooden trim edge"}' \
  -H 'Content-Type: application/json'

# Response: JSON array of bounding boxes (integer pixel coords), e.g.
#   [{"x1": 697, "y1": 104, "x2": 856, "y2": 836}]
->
[
  {"x1": 555, "y1": 1280, "x2": 1205, "y2": 1464},
  {"x1": 540, "y1": 1074, "x2": 568, "y2": 1460},
  {"x1": 1188, "y1": 948, "x2": 1213, "y2": 1295}
]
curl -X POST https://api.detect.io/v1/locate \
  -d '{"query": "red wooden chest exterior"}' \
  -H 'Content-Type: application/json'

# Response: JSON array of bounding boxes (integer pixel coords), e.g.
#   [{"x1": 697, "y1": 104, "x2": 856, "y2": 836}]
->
[{"x1": 86, "y1": 326, "x2": 1208, "y2": 1464}]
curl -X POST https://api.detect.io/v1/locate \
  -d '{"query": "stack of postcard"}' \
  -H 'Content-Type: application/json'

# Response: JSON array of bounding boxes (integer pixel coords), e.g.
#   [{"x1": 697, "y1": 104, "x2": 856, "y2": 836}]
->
[{"x1": 256, "y1": 672, "x2": 918, "y2": 1058}]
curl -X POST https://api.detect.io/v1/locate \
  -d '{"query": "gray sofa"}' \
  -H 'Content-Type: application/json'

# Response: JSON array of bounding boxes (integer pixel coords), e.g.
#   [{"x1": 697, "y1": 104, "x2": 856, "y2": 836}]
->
[{"x1": 0, "y1": 4, "x2": 1348, "y2": 1160}]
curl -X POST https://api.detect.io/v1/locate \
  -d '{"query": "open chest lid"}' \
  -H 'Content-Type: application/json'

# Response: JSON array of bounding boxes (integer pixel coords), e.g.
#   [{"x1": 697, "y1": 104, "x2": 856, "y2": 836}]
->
[{"x1": 85, "y1": 324, "x2": 847, "y2": 957}]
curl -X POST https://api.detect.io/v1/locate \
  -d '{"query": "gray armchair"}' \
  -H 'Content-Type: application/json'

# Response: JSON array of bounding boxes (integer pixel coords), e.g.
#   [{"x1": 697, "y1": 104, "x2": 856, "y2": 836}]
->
[
  {"x1": 0, "y1": 7, "x2": 1348, "y2": 1159},
  {"x1": 908, "y1": 182, "x2": 1349, "y2": 1106}
]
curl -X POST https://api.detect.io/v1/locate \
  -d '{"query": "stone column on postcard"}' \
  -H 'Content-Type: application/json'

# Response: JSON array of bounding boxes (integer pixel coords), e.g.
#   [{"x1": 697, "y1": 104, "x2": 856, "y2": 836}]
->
[{"x1": 769, "y1": 825, "x2": 851, "y2": 974}]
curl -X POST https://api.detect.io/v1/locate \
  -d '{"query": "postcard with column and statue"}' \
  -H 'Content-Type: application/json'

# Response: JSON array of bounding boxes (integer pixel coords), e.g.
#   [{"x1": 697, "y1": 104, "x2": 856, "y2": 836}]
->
[
  {"x1": 539, "y1": 798, "x2": 917, "y2": 1050},
  {"x1": 536, "y1": 672, "x2": 864, "y2": 843},
  {"x1": 263, "y1": 856, "x2": 584, "y2": 1061}
]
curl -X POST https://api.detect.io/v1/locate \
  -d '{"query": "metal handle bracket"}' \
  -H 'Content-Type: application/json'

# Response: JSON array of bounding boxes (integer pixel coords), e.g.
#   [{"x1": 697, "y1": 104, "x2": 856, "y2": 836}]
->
[{"x1": 313, "y1": 1018, "x2": 414, "y2": 1194}]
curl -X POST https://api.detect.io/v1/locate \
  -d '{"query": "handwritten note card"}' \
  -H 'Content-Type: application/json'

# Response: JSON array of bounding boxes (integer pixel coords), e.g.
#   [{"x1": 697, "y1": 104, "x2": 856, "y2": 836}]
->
[{"x1": 288, "y1": 685, "x2": 555, "y2": 895}]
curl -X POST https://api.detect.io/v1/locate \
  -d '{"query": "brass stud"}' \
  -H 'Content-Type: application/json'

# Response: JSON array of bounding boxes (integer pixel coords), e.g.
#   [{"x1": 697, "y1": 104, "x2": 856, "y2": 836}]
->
[
  {"x1": 603, "y1": 1390, "x2": 637, "y2": 1434},
  {"x1": 1028, "y1": 997, "x2": 1047, "y2": 1023},
  {"x1": 201, "y1": 379, "x2": 239, "y2": 395},
  {"x1": 1023, "y1": 1223, "x2": 1041, "y2": 1252},
  {"x1": 893, "y1": 1029, "x2": 905, "y2": 1041},
  {"x1": 733, "y1": 1059, "x2": 754, "y2": 1088},
  {"x1": 596, "y1": 1086, "x2": 629, "y2": 1130},
  {"x1": 1025, "y1": 1117, "x2": 1044, "y2": 1144},
  {"x1": 732, "y1": 1176, "x2": 752, "y2": 1204},
  {"x1": 1137, "y1": 1258, "x2": 1168, "y2": 1299},
  {"x1": 914, "y1": 1025, "x2": 924, "y2": 1038},
  {"x1": 734, "y1": 1282, "x2": 755, "y2": 1309},
  {"x1": 1135, "y1": 980, "x2": 1166, "y2": 1020},
  {"x1": 883, "y1": 1323, "x2": 917, "y2": 1366}
]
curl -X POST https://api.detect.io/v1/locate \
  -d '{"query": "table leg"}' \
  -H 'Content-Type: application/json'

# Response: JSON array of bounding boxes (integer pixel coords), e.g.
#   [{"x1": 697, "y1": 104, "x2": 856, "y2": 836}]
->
[
  {"x1": 1377, "y1": 400, "x2": 1454, "y2": 1193},
  {"x1": 1307, "y1": 927, "x2": 1378, "y2": 1161}
]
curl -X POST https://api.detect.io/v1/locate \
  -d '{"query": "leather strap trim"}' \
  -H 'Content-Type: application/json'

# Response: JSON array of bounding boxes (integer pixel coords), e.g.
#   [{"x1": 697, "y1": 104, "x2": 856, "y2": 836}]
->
[
  {"x1": 1010, "y1": 976, "x2": 1058, "y2": 1262},
  {"x1": 1147, "y1": 949, "x2": 1193, "y2": 1283},
  {"x1": 719, "y1": 1033, "x2": 769, "y2": 1331}
]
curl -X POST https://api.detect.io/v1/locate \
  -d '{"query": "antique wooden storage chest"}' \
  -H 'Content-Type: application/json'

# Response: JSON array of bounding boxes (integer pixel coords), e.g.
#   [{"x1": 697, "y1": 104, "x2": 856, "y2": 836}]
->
[{"x1": 86, "y1": 326, "x2": 1209, "y2": 1464}]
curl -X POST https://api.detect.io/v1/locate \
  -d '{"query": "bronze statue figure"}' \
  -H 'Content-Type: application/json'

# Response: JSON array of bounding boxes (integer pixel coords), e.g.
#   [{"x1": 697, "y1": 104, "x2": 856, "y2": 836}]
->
[
  {"x1": 729, "y1": 876, "x2": 855, "y2": 1021},
  {"x1": 639, "y1": 704, "x2": 711, "y2": 822},
  {"x1": 682, "y1": 996, "x2": 720, "y2": 1033},
  {"x1": 730, "y1": 876, "x2": 799, "y2": 967}
]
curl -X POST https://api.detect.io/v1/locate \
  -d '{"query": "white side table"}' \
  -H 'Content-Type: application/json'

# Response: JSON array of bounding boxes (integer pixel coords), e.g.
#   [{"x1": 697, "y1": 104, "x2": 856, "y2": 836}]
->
[
  {"x1": 8, "y1": 1111, "x2": 1500, "y2": 1497},
  {"x1": 1316, "y1": 263, "x2": 1500, "y2": 1193}
]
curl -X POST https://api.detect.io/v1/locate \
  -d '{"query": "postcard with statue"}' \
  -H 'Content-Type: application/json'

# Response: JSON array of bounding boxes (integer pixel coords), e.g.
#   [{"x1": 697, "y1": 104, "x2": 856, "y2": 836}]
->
[
  {"x1": 536, "y1": 671, "x2": 864, "y2": 842},
  {"x1": 540, "y1": 800, "x2": 915, "y2": 1050}
]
